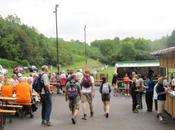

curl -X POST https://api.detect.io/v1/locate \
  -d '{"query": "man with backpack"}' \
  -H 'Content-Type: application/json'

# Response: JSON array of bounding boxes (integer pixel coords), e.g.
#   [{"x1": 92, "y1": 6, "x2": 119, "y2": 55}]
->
[
  {"x1": 40, "y1": 65, "x2": 52, "y2": 126},
  {"x1": 81, "y1": 68, "x2": 95, "y2": 120},
  {"x1": 65, "y1": 74, "x2": 81, "y2": 125}
]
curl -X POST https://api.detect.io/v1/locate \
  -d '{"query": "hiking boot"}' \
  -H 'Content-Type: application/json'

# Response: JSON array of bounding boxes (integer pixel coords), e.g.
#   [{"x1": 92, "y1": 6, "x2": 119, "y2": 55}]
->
[
  {"x1": 71, "y1": 117, "x2": 76, "y2": 125},
  {"x1": 90, "y1": 112, "x2": 94, "y2": 117},
  {"x1": 106, "y1": 113, "x2": 109, "y2": 118},
  {"x1": 82, "y1": 114, "x2": 87, "y2": 120}
]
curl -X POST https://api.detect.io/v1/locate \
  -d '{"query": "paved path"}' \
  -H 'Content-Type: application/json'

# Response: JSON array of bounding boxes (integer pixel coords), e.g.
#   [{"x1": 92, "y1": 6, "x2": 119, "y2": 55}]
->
[{"x1": 6, "y1": 89, "x2": 175, "y2": 130}]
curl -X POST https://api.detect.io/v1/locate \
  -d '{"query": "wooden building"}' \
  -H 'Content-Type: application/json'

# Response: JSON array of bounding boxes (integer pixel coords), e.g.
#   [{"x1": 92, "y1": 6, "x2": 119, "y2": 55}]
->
[{"x1": 151, "y1": 46, "x2": 175, "y2": 119}]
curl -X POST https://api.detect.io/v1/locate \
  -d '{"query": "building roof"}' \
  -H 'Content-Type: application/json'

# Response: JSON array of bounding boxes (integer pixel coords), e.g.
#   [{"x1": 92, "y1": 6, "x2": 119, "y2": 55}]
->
[
  {"x1": 151, "y1": 46, "x2": 175, "y2": 56},
  {"x1": 115, "y1": 60, "x2": 159, "y2": 68}
]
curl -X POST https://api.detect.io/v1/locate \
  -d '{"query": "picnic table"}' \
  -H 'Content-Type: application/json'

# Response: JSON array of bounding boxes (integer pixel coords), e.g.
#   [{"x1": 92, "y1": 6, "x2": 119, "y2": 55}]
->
[{"x1": 0, "y1": 97, "x2": 17, "y2": 130}]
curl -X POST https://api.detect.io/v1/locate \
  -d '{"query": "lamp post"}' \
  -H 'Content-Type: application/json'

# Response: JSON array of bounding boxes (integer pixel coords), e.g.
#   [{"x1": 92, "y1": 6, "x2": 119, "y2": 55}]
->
[
  {"x1": 53, "y1": 4, "x2": 59, "y2": 73},
  {"x1": 84, "y1": 25, "x2": 87, "y2": 64}
]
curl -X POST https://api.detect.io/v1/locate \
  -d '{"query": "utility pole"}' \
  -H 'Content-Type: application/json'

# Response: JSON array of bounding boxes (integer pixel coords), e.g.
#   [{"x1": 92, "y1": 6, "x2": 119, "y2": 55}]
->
[
  {"x1": 84, "y1": 25, "x2": 87, "y2": 64},
  {"x1": 54, "y1": 4, "x2": 60, "y2": 73}
]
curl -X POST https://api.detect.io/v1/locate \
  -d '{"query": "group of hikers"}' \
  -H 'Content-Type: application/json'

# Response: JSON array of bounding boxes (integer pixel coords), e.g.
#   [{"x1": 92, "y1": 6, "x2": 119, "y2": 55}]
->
[
  {"x1": 0, "y1": 65, "x2": 174, "y2": 126},
  {"x1": 39, "y1": 65, "x2": 113, "y2": 125},
  {"x1": 0, "y1": 65, "x2": 113, "y2": 126},
  {"x1": 112, "y1": 71, "x2": 173, "y2": 122}
]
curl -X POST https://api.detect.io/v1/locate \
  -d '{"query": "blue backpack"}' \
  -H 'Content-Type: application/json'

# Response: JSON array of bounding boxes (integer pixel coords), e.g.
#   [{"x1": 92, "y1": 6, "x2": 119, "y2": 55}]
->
[{"x1": 32, "y1": 74, "x2": 44, "y2": 93}]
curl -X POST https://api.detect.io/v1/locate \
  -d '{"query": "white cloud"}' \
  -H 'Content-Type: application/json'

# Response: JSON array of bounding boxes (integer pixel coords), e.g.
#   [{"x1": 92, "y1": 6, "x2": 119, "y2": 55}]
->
[{"x1": 0, "y1": 0, "x2": 175, "y2": 43}]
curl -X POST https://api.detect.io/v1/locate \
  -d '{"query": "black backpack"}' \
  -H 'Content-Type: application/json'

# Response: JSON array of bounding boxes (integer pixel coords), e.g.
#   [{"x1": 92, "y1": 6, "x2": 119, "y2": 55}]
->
[{"x1": 32, "y1": 74, "x2": 44, "y2": 93}]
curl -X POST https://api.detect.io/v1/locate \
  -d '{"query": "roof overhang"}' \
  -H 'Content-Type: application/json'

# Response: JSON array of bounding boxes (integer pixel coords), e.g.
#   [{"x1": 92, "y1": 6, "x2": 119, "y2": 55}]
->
[
  {"x1": 151, "y1": 46, "x2": 175, "y2": 56},
  {"x1": 115, "y1": 61, "x2": 160, "y2": 68}
]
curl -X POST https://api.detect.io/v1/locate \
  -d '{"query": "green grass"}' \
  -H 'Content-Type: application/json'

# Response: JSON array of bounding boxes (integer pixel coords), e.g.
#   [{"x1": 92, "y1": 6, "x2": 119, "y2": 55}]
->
[
  {"x1": 5, "y1": 59, "x2": 114, "y2": 83},
  {"x1": 49, "y1": 58, "x2": 104, "y2": 73},
  {"x1": 97, "y1": 66, "x2": 115, "y2": 83}
]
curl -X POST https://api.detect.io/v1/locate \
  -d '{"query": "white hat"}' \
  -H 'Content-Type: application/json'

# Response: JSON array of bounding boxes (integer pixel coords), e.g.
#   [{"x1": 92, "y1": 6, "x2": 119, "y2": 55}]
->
[{"x1": 17, "y1": 73, "x2": 22, "y2": 77}]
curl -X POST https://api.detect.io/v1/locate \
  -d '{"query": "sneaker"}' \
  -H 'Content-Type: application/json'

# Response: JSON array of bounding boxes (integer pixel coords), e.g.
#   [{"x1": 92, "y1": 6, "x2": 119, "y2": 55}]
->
[
  {"x1": 106, "y1": 113, "x2": 109, "y2": 118},
  {"x1": 71, "y1": 117, "x2": 76, "y2": 125},
  {"x1": 45, "y1": 121, "x2": 52, "y2": 126},
  {"x1": 41, "y1": 120, "x2": 46, "y2": 125}
]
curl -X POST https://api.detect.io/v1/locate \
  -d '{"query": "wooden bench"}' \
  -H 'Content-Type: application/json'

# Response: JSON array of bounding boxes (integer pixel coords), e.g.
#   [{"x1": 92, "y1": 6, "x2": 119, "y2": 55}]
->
[
  {"x1": 0, "y1": 109, "x2": 16, "y2": 130},
  {"x1": 0, "y1": 109, "x2": 16, "y2": 114},
  {"x1": 9, "y1": 102, "x2": 33, "y2": 118},
  {"x1": 0, "y1": 104, "x2": 23, "y2": 109}
]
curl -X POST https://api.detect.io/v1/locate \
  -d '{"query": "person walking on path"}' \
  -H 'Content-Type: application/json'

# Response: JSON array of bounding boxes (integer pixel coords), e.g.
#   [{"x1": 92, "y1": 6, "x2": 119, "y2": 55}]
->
[
  {"x1": 130, "y1": 78, "x2": 139, "y2": 113},
  {"x1": 153, "y1": 82, "x2": 158, "y2": 112},
  {"x1": 145, "y1": 76, "x2": 154, "y2": 112},
  {"x1": 81, "y1": 68, "x2": 95, "y2": 120},
  {"x1": 112, "y1": 72, "x2": 119, "y2": 96},
  {"x1": 123, "y1": 74, "x2": 130, "y2": 96},
  {"x1": 40, "y1": 65, "x2": 52, "y2": 126},
  {"x1": 99, "y1": 77, "x2": 111, "y2": 118},
  {"x1": 65, "y1": 74, "x2": 82, "y2": 125}
]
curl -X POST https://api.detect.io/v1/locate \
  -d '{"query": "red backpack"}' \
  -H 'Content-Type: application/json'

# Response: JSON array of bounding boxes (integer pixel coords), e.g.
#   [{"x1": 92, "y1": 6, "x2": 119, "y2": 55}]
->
[{"x1": 81, "y1": 76, "x2": 92, "y2": 88}]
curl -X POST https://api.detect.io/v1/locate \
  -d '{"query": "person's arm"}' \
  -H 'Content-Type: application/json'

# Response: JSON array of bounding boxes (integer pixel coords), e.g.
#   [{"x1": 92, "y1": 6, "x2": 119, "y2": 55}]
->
[
  {"x1": 43, "y1": 74, "x2": 51, "y2": 92},
  {"x1": 29, "y1": 86, "x2": 32, "y2": 98},
  {"x1": 109, "y1": 83, "x2": 112, "y2": 93},
  {"x1": 76, "y1": 82, "x2": 82, "y2": 97},
  {"x1": 99, "y1": 83, "x2": 103, "y2": 94},
  {"x1": 90, "y1": 76, "x2": 95, "y2": 97},
  {"x1": 65, "y1": 83, "x2": 68, "y2": 101}
]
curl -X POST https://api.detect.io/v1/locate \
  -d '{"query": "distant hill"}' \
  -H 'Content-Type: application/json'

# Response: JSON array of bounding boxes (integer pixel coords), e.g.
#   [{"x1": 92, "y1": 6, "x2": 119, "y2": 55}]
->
[{"x1": 0, "y1": 15, "x2": 102, "y2": 67}]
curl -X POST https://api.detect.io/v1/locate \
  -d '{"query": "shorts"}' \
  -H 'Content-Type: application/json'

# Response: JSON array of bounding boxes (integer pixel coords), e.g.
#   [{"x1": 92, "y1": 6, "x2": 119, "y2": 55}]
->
[
  {"x1": 69, "y1": 96, "x2": 80, "y2": 112},
  {"x1": 124, "y1": 83, "x2": 130, "y2": 90},
  {"x1": 101, "y1": 94, "x2": 110, "y2": 101},
  {"x1": 113, "y1": 87, "x2": 118, "y2": 93},
  {"x1": 81, "y1": 93, "x2": 92, "y2": 104}
]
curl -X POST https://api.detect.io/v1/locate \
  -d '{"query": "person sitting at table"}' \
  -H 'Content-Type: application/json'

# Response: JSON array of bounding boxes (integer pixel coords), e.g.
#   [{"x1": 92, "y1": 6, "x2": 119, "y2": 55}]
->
[
  {"x1": 16, "y1": 77, "x2": 33, "y2": 118},
  {"x1": 1, "y1": 77, "x2": 14, "y2": 97},
  {"x1": 10, "y1": 74, "x2": 19, "y2": 88}
]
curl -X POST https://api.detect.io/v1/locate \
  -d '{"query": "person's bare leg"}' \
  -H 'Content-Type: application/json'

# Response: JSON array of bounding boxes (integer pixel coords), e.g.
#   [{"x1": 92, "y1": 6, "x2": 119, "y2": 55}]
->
[{"x1": 81, "y1": 95, "x2": 87, "y2": 120}]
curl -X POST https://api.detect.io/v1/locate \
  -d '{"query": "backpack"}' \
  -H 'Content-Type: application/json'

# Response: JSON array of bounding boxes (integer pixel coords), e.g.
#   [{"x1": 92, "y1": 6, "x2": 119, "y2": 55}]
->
[
  {"x1": 67, "y1": 80, "x2": 78, "y2": 99},
  {"x1": 81, "y1": 76, "x2": 91, "y2": 88},
  {"x1": 102, "y1": 83, "x2": 110, "y2": 94},
  {"x1": 32, "y1": 74, "x2": 44, "y2": 93}
]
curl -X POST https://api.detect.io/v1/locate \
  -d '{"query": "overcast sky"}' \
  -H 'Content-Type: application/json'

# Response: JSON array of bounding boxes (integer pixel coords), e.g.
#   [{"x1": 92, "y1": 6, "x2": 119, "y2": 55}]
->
[{"x1": 0, "y1": 0, "x2": 175, "y2": 43}]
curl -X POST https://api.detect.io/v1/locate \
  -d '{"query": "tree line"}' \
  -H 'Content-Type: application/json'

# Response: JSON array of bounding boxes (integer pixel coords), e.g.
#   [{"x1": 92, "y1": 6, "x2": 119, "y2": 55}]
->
[{"x1": 0, "y1": 15, "x2": 175, "y2": 67}]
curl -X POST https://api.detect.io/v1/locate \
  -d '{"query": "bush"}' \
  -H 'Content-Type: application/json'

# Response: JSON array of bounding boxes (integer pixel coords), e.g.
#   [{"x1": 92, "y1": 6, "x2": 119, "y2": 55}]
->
[{"x1": 0, "y1": 58, "x2": 18, "y2": 68}]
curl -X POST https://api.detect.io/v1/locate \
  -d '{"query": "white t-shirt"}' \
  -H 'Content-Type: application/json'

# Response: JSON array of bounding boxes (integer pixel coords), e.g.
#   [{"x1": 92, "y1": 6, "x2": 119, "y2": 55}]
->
[
  {"x1": 81, "y1": 76, "x2": 94, "y2": 94},
  {"x1": 153, "y1": 83, "x2": 158, "y2": 100}
]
